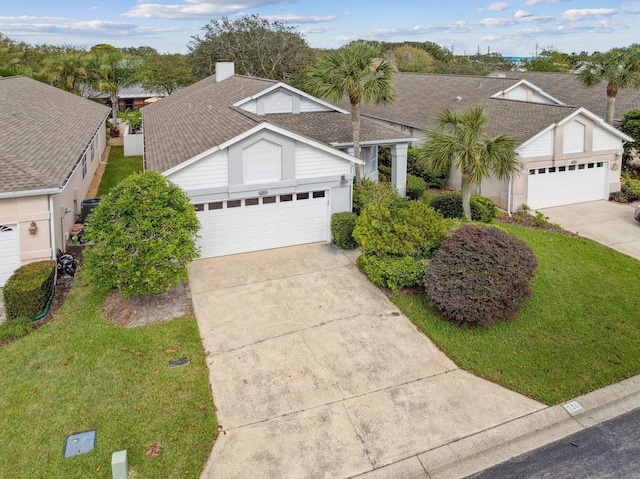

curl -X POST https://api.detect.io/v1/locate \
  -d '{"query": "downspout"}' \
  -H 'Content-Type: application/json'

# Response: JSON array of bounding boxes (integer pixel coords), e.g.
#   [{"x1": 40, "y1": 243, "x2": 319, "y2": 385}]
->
[
  {"x1": 507, "y1": 177, "x2": 513, "y2": 217},
  {"x1": 49, "y1": 194, "x2": 57, "y2": 259}
]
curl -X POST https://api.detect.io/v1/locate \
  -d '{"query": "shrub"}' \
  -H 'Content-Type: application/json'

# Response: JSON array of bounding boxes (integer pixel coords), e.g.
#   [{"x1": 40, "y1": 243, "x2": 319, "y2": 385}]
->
[
  {"x1": 357, "y1": 254, "x2": 428, "y2": 292},
  {"x1": 407, "y1": 174, "x2": 427, "y2": 200},
  {"x1": 425, "y1": 225, "x2": 537, "y2": 326},
  {"x1": 4, "y1": 260, "x2": 56, "y2": 321},
  {"x1": 83, "y1": 171, "x2": 200, "y2": 298},
  {"x1": 378, "y1": 164, "x2": 391, "y2": 182},
  {"x1": 353, "y1": 198, "x2": 451, "y2": 257},
  {"x1": 353, "y1": 179, "x2": 401, "y2": 215},
  {"x1": 407, "y1": 148, "x2": 449, "y2": 188},
  {"x1": 429, "y1": 191, "x2": 497, "y2": 223},
  {"x1": 331, "y1": 212, "x2": 358, "y2": 250},
  {"x1": 622, "y1": 174, "x2": 640, "y2": 201}
]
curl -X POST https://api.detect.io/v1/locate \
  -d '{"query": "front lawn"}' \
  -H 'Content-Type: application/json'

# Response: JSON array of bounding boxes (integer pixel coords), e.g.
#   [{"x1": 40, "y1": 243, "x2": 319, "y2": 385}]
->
[
  {"x1": 96, "y1": 146, "x2": 143, "y2": 197},
  {"x1": 0, "y1": 272, "x2": 216, "y2": 478},
  {"x1": 393, "y1": 224, "x2": 640, "y2": 405}
]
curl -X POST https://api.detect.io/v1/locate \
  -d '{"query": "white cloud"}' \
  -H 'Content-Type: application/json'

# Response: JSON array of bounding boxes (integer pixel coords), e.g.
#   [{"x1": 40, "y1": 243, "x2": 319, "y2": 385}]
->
[
  {"x1": 263, "y1": 14, "x2": 338, "y2": 24},
  {"x1": 524, "y1": 0, "x2": 562, "y2": 5},
  {"x1": 301, "y1": 26, "x2": 332, "y2": 34},
  {"x1": 514, "y1": 10, "x2": 531, "y2": 18},
  {"x1": 0, "y1": 18, "x2": 176, "y2": 39},
  {"x1": 0, "y1": 15, "x2": 67, "y2": 22},
  {"x1": 561, "y1": 8, "x2": 618, "y2": 21},
  {"x1": 484, "y1": 2, "x2": 510, "y2": 11},
  {"x1": 123, "y1": 0, "x2": 285, "y2": 19}
]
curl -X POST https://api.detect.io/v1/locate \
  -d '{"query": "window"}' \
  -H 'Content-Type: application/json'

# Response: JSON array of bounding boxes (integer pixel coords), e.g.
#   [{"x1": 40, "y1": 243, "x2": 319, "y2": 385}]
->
[
  {"x1": 280, "y1": 194, "x2": 293, "y2": 202},
  {"x1": 559, "y1": 166, "x2": 566, "y2": 172},
  {"x1": 208, "y1": 202, "x2": 223, "y2": 210},
  {"x1": 90, "y1": 144, "x2": 95, "y2": 162},
  {"x1": 194, "y1": 204, "x2": 205, "y2": 212},
  {"x1": 587, "y1": 163, "x2": 594, "y2": 168},
  {"x1": 529, "y1": 169, "x2": 536, "y2": 175},
  {"x1": 569, "y1": 165, "x2": 576, "y2": 171},
  {"x1": 227, "y1": 200, "x2": 241, "y2": 208},
  {"x1": 262, "y1": 196, "x2": 276, "y2": 204},
  {"x1": 578, "y1": 164, "x2": 585, "y2": 170},
  {"x1": 81, "y1": 155, "x2": 87, "y2": 179},
  {"x1": 538, "y1": 168, "x2": 546, "y2": 174},
  {"x1": 312, "y1": 191, "x2": 325, "y2": 198},
  {"x1": 124, "y1": 99, "x2": 134, "y2": 111},
  {"x1": 245, "y1": 198, "x2": 259, "y2": 206},
  {"x1": 548, "y1": 167, "x2": 556, "y2": 173},
  {"x1": 597, "y1": 162, "x2": 604, "y2": 168},
  {"x1": 297, "y1": 193, "x2": 309, "y2": 200}
]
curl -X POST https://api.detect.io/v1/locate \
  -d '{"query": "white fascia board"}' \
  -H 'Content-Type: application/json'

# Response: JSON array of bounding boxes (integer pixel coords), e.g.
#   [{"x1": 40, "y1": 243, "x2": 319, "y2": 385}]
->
[
  {"x1": 330, "y1": 138, "x2": 418, "y2": 148},
  {"x1": 558, "y1": 107, "x2": 634, "y2": 142},
  {"x1": 163, "y1": 122, "x2": 362, "y2": 178},
  {"x1": 233, "y1": 82, "x2": 349, "y2": 114},
  {"x1": 0, "y1": 187, "x2": 61, "y2": 199},
  {"x1": 492, "y1": 79, "x2": 565, "y2": 106}
]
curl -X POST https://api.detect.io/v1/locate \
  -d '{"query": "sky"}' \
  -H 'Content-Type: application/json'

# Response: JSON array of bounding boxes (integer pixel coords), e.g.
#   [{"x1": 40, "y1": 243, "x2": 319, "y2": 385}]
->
[{"x1": 1, "y1": 0, "x2": 639, "y2": 56}]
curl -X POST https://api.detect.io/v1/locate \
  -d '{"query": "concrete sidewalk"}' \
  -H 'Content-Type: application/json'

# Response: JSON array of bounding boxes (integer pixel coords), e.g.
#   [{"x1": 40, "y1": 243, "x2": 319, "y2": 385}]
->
[{"x1": 190, "y1": 244, "x2": 547, "y2": 479}]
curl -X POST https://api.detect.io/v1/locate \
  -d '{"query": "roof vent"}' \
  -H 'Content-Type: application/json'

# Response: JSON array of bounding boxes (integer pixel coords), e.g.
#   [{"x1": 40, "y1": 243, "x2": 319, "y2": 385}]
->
[
  {"x1": 455, "y1": 96, "x2": 462, "y2": 102},
  {"x1": 215, "y1": 61, "x2": 235, "y2": 82}
]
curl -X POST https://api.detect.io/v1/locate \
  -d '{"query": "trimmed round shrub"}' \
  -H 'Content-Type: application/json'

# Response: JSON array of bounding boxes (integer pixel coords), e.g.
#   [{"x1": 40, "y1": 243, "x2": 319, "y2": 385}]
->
[
  {"x1": 407, "y1": 174, "x2": 427, "y2": 200},
  {"x1": 353, "y1": 179, "x2": 401, "y2": 215},
  {"x1": 4, "y1": 260, "x2": 56, "y2": 320},
  {"x1": 425, "y1": 225, "x2": 537, "y2": 326},
  {"x1": 357, "y1": 254, "x2": 428, "y2": 292},
  {"x1": 353, "y1": 198, "x2": 451, "y2": 257},
  {"x1": 429, "y1": 191, "x2": 497, "y2": 223},
  {"x1": 331, "y1": 212, "x2": 358, "y2": 250}
]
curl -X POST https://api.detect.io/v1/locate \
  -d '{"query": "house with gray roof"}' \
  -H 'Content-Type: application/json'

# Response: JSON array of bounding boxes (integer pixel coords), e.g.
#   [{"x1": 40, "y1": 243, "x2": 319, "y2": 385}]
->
[
  {"x1": 0, "y1": 76, "x2": 110, "y2": 286},
  {"x1": 353, "y1": 72, "x2": 633, "y2": 211},
  {"x1": 143, "y1": 62, "x2": 414, "y2": 259}
]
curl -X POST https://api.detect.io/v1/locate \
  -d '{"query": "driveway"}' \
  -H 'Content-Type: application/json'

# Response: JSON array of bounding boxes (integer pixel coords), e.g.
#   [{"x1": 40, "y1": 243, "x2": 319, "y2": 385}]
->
[
  {"x1": 539, "y1": 201, "x2": 640, "y2": 261},
  {"x1": 189, "y1": 243, "x2": 544, "y2": 478}
]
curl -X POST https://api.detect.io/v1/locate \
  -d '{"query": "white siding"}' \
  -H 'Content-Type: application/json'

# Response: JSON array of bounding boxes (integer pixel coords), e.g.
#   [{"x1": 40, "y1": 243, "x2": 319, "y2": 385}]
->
[
  {"x1": 168, "y1": 150, "x2": 228, "y2": 189},
  {"x1": 300, "y1": 97, "x2": 334, "y2": 113},
  {"x1": 506, "y1": 85, "x2": 527, "y2": 101},
  {"x1": 243, "y1": 140, "x2": 282, "y2": 183},
  {"x1": 240, "y1": 100, "x2": 258, "y2": 114},
  {"x1": 264, "y1": 90, "x2": 293, "y2": 113},
  {"x1": 295, "y1": 143, "x2": 351, "y2": 178},
  {"x1": 593, "y1": 126, "x2": 622, "y2": 151},
  {"x1": 563, "y1": 120, "x2": 586, "y2": 154},
  {"x1": 519, "y1": 130, "x2": 553, "y2": 158},
  {"x1": 531, "y1": 91, "x2": 555, "y2": 104}
]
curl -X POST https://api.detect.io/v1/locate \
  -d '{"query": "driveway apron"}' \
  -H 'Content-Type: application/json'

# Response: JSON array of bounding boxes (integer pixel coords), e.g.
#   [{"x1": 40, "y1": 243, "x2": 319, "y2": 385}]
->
[{"x1": 190, "y1": 243, "x2": 544, "y2": 478}]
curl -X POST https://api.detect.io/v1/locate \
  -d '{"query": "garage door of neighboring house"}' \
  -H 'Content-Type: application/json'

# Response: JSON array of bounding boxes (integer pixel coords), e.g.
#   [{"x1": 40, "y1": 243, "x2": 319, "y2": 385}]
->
[
  {"x1": 0, "y1": 224, "x2": 20, "y2": 286},
  {"x1": 195, "y1": 190, "x2": 329, "y2": 258},
  {"x1": 527, "y1": 161, "x2": 608, "y2": 209}
]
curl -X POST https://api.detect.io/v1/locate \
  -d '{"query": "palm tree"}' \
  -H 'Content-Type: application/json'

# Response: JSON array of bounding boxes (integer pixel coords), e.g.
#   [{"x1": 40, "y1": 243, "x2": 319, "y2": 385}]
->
[
  {"x1": 43, "y1": 51, "x2": 88, "y2": 95},
  {"x1": 421, "y1": 106, "x2": 520, "y2": 220},
  {"x1": 578, "y1": 46, "x2": 640, "y2": 125},
  {"x1": 306, "y1": 42, "x2": 395, "y2": 178}
]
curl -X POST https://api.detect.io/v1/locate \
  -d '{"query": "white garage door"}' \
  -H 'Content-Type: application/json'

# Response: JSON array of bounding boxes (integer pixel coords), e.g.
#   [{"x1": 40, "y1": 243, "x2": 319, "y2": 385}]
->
[
  {"x1": 195, "y1": 190, "x2": 329, "y2": 258},
  {"x1": 527, "y1": 161, "x2": 608, "y2": 209},
  {"x1": 0, "y1": 224, "x2": 21, "y2": 286}
]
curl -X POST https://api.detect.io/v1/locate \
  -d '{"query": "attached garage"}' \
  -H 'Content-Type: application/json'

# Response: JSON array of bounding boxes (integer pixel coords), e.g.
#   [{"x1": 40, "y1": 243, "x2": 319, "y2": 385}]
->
[
  {"x1": 195, "y1": 190, "x2": 329, "y2": 258},
  {"x1": 0, "y1": 224, "x2": 20, "y2": 286},
  {"x1": 526, "y1": 161, "x2": 609, "y2": 209}
]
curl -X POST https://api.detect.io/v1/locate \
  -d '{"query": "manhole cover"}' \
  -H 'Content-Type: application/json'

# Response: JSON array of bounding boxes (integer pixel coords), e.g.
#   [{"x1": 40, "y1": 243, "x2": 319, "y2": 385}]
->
[
  {"x1": 64, "y1": 430, "x2": 96, "y2": 458},
  {"x1": 563, "y1": 401, "x2": 583, "y2": 413},
  {"x1": 168, "y1": 357, "x2": 190, "y2": 368}
]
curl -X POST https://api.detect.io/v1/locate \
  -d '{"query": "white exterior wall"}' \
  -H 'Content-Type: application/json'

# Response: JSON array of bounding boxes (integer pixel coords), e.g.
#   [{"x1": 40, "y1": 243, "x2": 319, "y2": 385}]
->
[
  {"x1": 295, "y1": 143, "x2": 351, "y2": 179},
  {"x1": 519, "y1": 130, "x2": 554, "y2": 158},
  {"x1": 124, "y1": 125, "x2": 144, "y2": 156},
  {"x1": 239, "y1": 88, "x2": 335, "y2": 115},
  {"x1": 593, "y1": 127, "x2": 623, "y2": 151},
  {"x1": 168, "y1": 150, "x2": 229, "y2": 189},
  {"x1": 299, "y1": 97, "x2": 333, "y2": 113}
]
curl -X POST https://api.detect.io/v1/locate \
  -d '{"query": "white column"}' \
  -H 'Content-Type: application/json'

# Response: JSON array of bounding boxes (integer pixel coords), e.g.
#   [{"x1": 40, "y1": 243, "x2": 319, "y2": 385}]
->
[{"x1": 391, "y1": 143, "x2": 408, "y2": 197}]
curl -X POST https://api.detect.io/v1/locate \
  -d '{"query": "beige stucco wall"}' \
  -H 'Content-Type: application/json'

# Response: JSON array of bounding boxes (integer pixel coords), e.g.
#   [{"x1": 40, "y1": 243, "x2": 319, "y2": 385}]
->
[{"x1": 0, "y1": 195, "x2": 52, "y2": 265}]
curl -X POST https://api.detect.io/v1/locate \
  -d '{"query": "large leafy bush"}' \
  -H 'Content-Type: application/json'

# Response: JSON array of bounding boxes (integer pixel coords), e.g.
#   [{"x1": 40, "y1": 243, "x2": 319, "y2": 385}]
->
[
  {"x1": 379, "y1": 146, "x2": 448, "y2": 188},
  {"x1": 406, "y1": 174, "x2": 427, "y2": 200},
  {"x1": 352, "y1": 178, "x2": 401, "y2": 215},
  {"x1": 353, "y1": 198, "x2": 450, "y2": 257},
  {"x1": 331, "y1": 212, "x2": 358, "y2": 249},
  {"x1": 83, "y1": 171, "x2": 200, "y2": 298},
  {"x1": 356, "y1": 254, "x2": 428, "y2": 292},
  {"x1": 425, "y1": 225, "x2": 537, "y2": 326},
  {"x1": 430, "y1": 191, "x2": 497, "y2": 223}
]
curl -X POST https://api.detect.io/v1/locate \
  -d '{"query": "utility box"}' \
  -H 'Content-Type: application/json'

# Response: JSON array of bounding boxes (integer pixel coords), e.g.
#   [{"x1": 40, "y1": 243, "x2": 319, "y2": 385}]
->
[
  {"x1": 81, "y1": 198, "x2": 101, "y2": 223},
  {"x1": 111, "y1": 450, "x2": 128, "y2": 479}
]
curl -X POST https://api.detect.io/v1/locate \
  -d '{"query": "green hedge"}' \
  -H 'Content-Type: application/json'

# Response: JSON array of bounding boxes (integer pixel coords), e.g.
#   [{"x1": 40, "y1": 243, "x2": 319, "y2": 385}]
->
[
  {"x1": 429, "y1": 191, "x2": 497, "y2": 223},
  {"x1": 357, "y1": 254, "x2": 428, "y2": 292},
  {"x1": 4, "y1": 260, "x2": 56, "y2": 321},
  {"x1": 407, "y1": 174, "x2": 427, "y2": 200},
  {"x1": 331, "y1": 212, "x2": 358, "y2": 250},
  {"x1": 353, "y1": 179, "x2": 401, "y2": 215}
]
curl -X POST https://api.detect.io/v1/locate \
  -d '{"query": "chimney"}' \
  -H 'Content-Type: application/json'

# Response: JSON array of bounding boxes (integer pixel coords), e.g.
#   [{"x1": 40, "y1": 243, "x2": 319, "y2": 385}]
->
[{"x1": 215, "y1": 61, "x2": 235, "y2": 82}]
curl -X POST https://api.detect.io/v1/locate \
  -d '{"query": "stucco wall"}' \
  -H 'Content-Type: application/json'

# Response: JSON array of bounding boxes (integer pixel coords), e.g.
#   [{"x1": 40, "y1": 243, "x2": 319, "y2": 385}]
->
[
  {"x1": 0, "y1": 195, "x2": 52, "y2": 265},
  {"x1": 124, "y1": 125, "x2": 144, "y2": 156}
]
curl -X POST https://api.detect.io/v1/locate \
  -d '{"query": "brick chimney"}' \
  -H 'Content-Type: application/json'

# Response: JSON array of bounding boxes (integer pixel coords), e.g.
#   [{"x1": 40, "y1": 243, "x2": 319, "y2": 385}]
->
[{"x1": 215, "y1": 61, "x2": 235, "y2": 82}]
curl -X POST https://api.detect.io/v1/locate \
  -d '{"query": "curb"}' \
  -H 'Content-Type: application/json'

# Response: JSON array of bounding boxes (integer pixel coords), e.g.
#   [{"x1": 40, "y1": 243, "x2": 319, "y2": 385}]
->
[{"x1": 352, "y1": 375, "x2": 640, "y2": 479}]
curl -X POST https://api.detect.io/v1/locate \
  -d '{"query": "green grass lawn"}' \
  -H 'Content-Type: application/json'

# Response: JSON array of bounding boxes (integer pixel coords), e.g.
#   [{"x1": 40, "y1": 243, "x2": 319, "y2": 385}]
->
[
  {"x1": 0, "y1": 273, "x2": 217, "y2": 478},
  {"x1": 96, "y1": 146, "x2": 143, "y2": 197},
  {"x1": 392, "y1": 224, "x2": 640, "y2": 405}
]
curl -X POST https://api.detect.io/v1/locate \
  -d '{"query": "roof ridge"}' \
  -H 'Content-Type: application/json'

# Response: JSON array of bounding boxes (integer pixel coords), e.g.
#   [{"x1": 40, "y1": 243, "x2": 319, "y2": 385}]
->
[{"x1": 490, "y1": 97, "x2": 580, "y2": 109}]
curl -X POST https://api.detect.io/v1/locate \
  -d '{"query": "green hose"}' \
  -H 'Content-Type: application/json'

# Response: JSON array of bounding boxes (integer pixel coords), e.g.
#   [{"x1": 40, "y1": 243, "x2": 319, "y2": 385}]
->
[{"x1": 28, "y1": 285, "x2": 56, "y2": 322}]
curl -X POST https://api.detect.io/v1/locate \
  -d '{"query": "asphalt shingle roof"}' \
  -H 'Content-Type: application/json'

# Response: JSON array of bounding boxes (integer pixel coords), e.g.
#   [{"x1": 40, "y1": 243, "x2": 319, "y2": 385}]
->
[
  {"x1": 0, "y1": 76, "x2": 111, "y2": 194},
  {"x1": 490, "y1": 71, "x2": 640, "y2": 121},
  {"x1": 143, "y1": 75, "x2": 413, "y2": 172},
  {"x1": 351, "y1": 72, "x2": 583, "y2": 143}
]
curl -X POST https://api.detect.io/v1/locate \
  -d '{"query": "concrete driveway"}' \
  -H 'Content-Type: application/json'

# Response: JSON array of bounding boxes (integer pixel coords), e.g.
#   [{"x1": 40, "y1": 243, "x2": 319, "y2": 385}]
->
[
  {"x1": 539, "y1": 201, "x2": 640, "y2": 261},
  {"x1": 189, "y1": 243, "x2": 544, "y2": 478}
]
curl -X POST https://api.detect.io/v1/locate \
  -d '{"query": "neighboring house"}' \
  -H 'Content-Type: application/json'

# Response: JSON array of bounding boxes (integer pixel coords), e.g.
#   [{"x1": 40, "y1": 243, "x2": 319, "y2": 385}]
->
[
  {"x1": 353, "y1": 73, "x2": 633, "y2": 211},
  {"x1": 143, "y1": 62, "x2": 414, "y2": 259},
  {"x1": 0, "y1": 76, "x2": 110, "y2": 286},
  {"x1": 84, "y1": 84, "x2": 163, "y2": 112}
]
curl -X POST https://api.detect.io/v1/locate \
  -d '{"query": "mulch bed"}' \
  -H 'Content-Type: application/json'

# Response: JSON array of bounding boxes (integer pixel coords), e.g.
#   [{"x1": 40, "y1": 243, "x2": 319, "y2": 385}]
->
[{"x1": 494, "y1": 211, "x2": 578, "y2": 236}]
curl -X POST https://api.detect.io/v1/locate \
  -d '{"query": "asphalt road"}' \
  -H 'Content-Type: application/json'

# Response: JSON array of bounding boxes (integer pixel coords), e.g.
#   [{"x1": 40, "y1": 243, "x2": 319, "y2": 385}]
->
[{"x1": 467, "y1": 407, "x2": 640, "y2": 479}]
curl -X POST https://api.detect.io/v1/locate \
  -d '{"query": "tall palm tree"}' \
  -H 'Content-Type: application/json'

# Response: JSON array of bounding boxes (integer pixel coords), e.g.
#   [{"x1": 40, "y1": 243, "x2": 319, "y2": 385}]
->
[
  {"x1": 43, "y1": 51, "x2": 88, "y2": 95},
  {"x1": 578, "y1": 46, "x2": 640, "y2": 125},
  {"x1": 306, "y1": 42, "x2": 395, "y2": 178},
  {"x1": 421, "y1": 106, "x2": 520, "y2": 220}
]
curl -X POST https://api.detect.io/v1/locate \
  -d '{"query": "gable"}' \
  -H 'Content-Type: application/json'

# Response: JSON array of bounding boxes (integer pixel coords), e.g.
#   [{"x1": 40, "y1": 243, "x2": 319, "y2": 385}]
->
[
  {"x1": 593, "y1": 124, "x2": 623, "y2": 151},
  {"x1": 519, "y1": 129, "x2": 553, "y2": 158},
  {"x1": 236, "y1": 84, "x2": 341, "y2": 116}
]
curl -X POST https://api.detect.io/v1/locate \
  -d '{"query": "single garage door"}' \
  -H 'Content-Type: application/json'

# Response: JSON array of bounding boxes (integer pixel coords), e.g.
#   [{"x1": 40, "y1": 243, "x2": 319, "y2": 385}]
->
[
  {"x1": 0, "y1": 224, "x2": 20, "y2": 286},
  {"x1": 527, "y1": 161, "x2": 608, "y2": 209},
  {"x1": 195, "y1": 190, "x2": 329, "y2": 258}
]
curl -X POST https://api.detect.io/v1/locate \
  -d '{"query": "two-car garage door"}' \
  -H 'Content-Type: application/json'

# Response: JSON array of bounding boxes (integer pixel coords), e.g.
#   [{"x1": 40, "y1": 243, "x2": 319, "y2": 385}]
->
[
  {"x1": 527, "y1": 161, "x2": 608, "y2": 209},
  {"x1": 195, "y1": 190, "x2": 329, "y2": 258}
]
